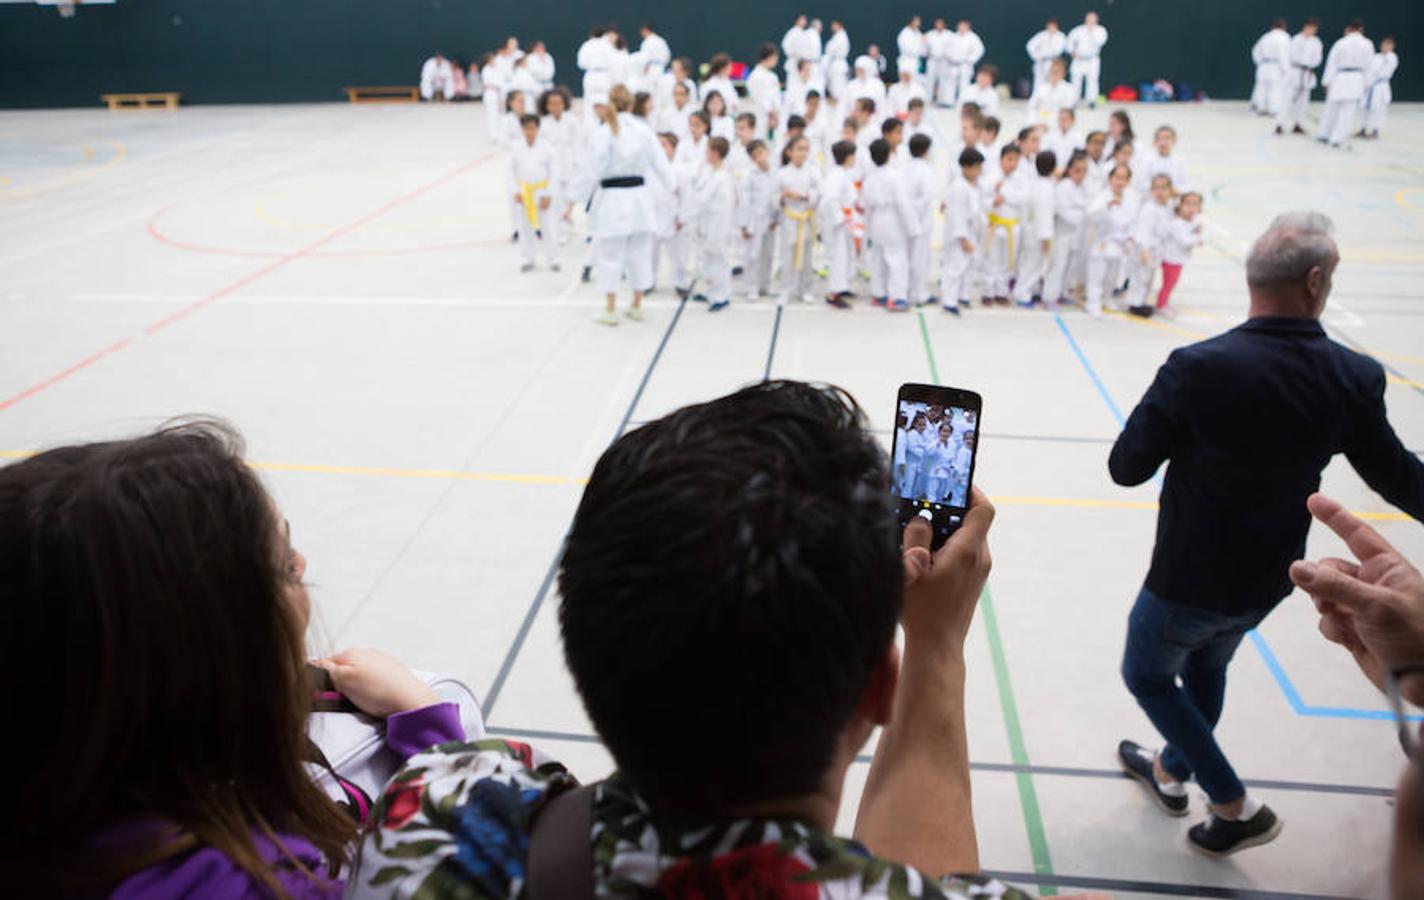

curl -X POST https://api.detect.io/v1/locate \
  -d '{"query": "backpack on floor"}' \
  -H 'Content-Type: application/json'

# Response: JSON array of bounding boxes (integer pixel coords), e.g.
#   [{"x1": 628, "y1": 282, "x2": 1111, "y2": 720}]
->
[{"x1": 306, "y1": 668, "x2": 486, "y2": 820}]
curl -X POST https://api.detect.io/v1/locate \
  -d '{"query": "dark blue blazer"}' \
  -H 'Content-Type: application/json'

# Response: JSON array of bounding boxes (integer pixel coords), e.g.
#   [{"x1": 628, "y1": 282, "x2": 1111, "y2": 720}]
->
[{"x1": 1110, "y1": 315, "x2": 1424, "y2": 613}]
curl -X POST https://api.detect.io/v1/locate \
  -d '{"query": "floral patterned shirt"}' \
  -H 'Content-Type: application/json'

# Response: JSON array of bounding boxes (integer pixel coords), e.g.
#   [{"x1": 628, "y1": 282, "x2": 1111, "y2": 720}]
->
[{"x1": 348, "y1": 739, "x2": 1030, "y2": 900}]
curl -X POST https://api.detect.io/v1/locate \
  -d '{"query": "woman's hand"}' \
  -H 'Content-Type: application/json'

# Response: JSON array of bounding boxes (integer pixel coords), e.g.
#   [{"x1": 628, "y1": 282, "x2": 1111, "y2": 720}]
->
[{"x1": 313, "y1": 648, "x2": 439, "y2": 718}]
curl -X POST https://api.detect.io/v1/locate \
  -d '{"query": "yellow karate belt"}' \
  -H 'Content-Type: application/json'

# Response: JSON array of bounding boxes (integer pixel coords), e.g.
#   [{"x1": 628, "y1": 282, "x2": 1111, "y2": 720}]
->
[
  {"x1": 784, "y1": 206, "x2": 816, "y2": 270},
  {"x1": 988, "y1": 212, "x2": 1019, "y2": 266},
  {"x1": 520, "y1": 179, "x2": 549, "y2": 230}
]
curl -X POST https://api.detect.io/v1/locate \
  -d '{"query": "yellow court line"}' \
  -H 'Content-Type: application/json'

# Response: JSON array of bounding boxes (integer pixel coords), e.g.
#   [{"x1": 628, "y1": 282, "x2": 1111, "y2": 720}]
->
[
  {"x1": 0, "y1": 449, "x2": 1411, "y2": 521},
  {"x1": 1105, "y1": 310, "x2": 1210, "y2": 340},
  {"x1": 2, "y1": 140, "x2": 127, "y2": 201}
]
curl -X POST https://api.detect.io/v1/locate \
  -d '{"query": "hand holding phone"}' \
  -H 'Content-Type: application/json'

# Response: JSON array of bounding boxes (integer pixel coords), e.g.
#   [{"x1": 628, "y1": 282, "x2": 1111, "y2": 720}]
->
[{"x1": 889, "y1": 383, "x2": 982, "y2": 550}]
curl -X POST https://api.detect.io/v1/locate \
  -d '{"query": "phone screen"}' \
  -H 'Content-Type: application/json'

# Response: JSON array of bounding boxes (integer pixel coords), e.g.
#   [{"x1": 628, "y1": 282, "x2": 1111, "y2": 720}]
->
[{"x1": 890, "y1": 383, "x2": 982, "y2": 549}]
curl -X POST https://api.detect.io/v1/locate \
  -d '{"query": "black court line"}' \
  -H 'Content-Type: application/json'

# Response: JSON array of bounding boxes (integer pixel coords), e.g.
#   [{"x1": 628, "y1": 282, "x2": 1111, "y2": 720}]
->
[
  {"x1": 481, "y1": 298, "x2": 689, "y2": 719},
  {"x1": 763, "y1": 304, "x2": 783, "y2": 381},
  {"x1": 982, "y1": 870, "x2": 1356, "y2": 900},
  {"x1": 481, "y1": 726, "x2": 1392, "y2": 798}
]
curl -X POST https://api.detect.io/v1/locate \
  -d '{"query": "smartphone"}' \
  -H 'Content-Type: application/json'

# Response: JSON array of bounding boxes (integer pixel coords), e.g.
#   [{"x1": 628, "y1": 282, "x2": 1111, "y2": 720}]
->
[{"x1": 889, "y1": 383, "x2": 982, "y2": 549}]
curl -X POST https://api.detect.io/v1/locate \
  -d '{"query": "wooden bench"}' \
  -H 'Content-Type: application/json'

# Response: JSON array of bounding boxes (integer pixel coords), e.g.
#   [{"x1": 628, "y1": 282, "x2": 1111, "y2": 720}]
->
[
  {"x1": 344, "y1": 86, "x2": 421, "y2": 104},
  {"x1": 101, "y1": 92, "x2": 181, "y2": 110}
]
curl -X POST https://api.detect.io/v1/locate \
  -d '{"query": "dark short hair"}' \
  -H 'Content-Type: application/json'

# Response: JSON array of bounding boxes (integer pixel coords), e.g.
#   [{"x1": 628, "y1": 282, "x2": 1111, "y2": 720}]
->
[
  {"x1": 747, "y1": 138, "x2": 767, "y2": 155},
  {"x1": 908, "y1": 97, "x2": 925, "y2": 111},
  {"x1": 869, "y1": 137, "x2": 891, "y2": 166},
  {"x1": 759, "y1": 42, "x2": 778, "y2": 61},
  {"x1": 658, "y1": 131, "x2": 679, "y2": 148},
  {"x1": 736, "y1": 111, "x2": 756, "y2": 127},
  {"x1": 1036, "y1": 150, "x2": 1056, "y2": 175},
  {"x1": 880, "y1": 117, "x2": 903, "y2": 136},
  {"x1": 979, "y1": 63, "x2": 998, "y2": 80},
  {"x1": 909, "y1": 133, "x2": 932, "y2": 157},
  {"x1": 806, "y1": 89, "x2": 822, "y2": 101},
  {"x1": 958, "y1": 146, "x2": 985, "y2": 169},
  {"x1": 1304, "y1": 16, "x2": 1320, "y2": 27},
  {"x1": 983, "y1": 115, "x2": 1001, "y2": 134},
  {"x1": 788, "y1": 114, "x2": 806, "y2": 131},
  {"x1": 855, "y1": 97, "x2": 876, "y2": 115},
  {"x1": 519, "y1": 113, "x2": 540, "y2": 127},
  {"x1": 559, "y1": 382, "x2": 901, "y2": 807},
  {"x1": 708, "y1": 136, "x2": 730, "y2": 159},
  {"x1": 690, "y1": 110, "x2": 710, "y2": 128},
  {"x1": 1017, "y1": 126, "x2": 1037, "y2": 143},
  {"x1": 1001, "y1": 142, "x2": 1021, "y2": 159},
  {"x1": 831, "y1": 139, "x2": 857, "y2": 165}
]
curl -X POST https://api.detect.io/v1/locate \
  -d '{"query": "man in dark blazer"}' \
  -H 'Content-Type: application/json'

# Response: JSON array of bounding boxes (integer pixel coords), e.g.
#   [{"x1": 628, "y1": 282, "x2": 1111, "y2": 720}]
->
[{"x1": 1110, "y1": 211, "x2": 1424, "y2": 856}]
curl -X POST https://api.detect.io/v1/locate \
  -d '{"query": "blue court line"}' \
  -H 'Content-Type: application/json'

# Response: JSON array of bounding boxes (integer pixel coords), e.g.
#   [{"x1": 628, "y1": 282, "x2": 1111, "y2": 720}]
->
[{"x1": 1053, "y1": 313, "x2": 1414, "y2": 723}]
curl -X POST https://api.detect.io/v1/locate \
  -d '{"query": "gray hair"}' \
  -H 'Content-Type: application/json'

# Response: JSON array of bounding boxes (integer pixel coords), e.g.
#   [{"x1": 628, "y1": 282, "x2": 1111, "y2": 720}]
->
[{"x1": 1244, "y1": 211, "x2": 1338, "y2": 287}]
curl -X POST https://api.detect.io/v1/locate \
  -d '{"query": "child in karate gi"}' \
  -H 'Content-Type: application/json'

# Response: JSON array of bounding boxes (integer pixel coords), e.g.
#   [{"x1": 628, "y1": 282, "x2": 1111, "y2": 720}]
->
[
  {"x1": 1154, "y1": 191, "x2": 1204, "y2": 316},
  {"x1": 1043, "y1": 151, "x2": 1091, "y2": 306},
  {"x1": 509, "y1": 114, "x2": 558, "y2": 271},
  {"x1": 694, "y1": 137, "x2": 736, "y2": 312},
  {"x1": 1125, "y1": 174, "x2": 1175, "y2": 316},
  {"x1": 818, "y1": 140, "x2": 859, "y2": 308},
  {"x1": 736, "y1": 140, "x2": 779, "y2": 300},
  {"x1": 1012, "y1": 151, "x2": 1058, "y2": 307},
  {"x1": 904, "y1": 133, "x2": 936, "y2": 306},
  {"x1": 957, "y1": 64, "x2": 1000, "y2": 117},
  {"x1": 861, "y1": 138, "x2": 918, "y2": 312},
  {"x1": 776, "y1": 135, "x2": 822, "y2": 304},
  {"x1": 940, "y1": 147, "x2": 986, "y2": 314},
  {"x1": 980, "y1": 144, "x2": 1027, "y2": 305},
  {"x1": 1084, "y1": 163, "x2": 1141, "y2": 317}
]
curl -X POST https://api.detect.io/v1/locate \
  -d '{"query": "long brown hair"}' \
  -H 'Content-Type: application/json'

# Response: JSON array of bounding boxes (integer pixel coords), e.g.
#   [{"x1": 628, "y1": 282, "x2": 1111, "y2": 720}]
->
[
  {"x1": 0, "y1": 422, "x2": 354, "y2": 897},
  {"x1": 602, "y1": 83, "x2": 633, "y2": 135}
]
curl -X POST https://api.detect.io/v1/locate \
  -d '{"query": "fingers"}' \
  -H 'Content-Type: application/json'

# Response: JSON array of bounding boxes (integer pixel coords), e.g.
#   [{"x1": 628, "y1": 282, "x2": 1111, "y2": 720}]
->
[
  {"x1": 1290, "y1": 559, "x2": 1392, "y2": 613},
  {"x1": 1306, "y1": 492, "x2": 1394, "y2": 562},
  {"x1": 1318, "y1": 557, "x2": 1361, "y2": 579},
  {"x1": 940, "y1": 486, "x2": 995, "y2": 559}
]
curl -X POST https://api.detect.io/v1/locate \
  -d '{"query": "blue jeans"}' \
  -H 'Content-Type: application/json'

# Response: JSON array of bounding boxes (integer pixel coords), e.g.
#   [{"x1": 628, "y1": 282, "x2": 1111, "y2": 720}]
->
[{"x1": 1120, "y1": 587, "x2": 1269, "y2": 805}]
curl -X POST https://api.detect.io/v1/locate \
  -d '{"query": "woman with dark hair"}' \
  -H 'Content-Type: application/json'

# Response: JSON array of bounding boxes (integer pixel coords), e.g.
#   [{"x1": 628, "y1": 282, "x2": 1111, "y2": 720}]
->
[
  {"x1": 1104, "y1": 108, "x2": 1134, "y2": 157},
  {"x1": 0, "y1": 422, "x2": 463, "y2": 898}
]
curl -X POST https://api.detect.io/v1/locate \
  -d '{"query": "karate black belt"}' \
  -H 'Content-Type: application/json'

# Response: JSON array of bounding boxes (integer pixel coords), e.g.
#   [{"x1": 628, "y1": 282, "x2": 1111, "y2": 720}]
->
[
  {"x1": 1339, "y1": 67, "x2": 1363, "y2": 72},
  {"x1": 600, "y1": 176, "x2": 645, "y2": 188}
]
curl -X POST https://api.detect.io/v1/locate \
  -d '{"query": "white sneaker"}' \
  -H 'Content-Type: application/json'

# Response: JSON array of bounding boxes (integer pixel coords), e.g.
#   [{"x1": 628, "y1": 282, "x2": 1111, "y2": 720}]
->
[
  {"x1": 594, "y1": 311, "x2": 620, "y2": 326},
  {"x1": 625, "y1": 306, "x2": 646, "y2": 322}
]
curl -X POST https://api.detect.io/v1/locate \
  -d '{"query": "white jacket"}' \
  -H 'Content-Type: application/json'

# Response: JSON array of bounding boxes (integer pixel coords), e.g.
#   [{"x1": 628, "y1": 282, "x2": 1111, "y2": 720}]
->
[{"x1": 575, "y1": 113, "x2": 675, "y2": 238}]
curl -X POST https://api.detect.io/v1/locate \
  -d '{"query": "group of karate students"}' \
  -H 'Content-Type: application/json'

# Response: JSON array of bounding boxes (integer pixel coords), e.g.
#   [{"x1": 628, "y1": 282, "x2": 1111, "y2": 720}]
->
[
  {"x1": 895, "y1": 403, "x2": 976, "y2": 507},
  {"x1": 493, "y1": 12, "x2": 1207, "y2": 325},
  {"x1": 1249, "y1": 17, "x2": 1399, "y2": 146}
]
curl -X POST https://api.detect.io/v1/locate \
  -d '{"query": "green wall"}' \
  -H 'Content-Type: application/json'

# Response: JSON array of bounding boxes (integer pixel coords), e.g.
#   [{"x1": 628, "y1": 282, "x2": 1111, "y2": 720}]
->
[{"x1": 0, "y1": 0, "x2": 1418, "y2": 108}]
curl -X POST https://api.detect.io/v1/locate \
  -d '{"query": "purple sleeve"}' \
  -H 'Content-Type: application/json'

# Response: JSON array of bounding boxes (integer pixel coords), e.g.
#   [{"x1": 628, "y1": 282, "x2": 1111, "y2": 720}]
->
[{"x1": 385, "y1": 701, "x2": 465, "y2": 762}]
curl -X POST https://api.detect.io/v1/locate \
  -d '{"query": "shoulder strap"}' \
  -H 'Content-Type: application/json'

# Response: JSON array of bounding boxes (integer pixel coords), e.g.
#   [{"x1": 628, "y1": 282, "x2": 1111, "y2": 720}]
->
[{"x1": 526, "y1": 783, "x2": 597, "y2": 900}]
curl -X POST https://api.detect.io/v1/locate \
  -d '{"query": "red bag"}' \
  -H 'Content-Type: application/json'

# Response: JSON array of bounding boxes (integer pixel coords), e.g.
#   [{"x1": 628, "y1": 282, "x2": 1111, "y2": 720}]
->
[{"x1": 1107, "y1": 85, "x2": 1138, "y2": 101}]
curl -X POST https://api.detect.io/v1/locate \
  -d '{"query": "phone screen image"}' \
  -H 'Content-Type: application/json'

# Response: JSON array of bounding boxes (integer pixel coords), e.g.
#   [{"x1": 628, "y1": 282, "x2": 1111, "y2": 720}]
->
[{"x1": 891, "y1": 384, "x2": 981, "y2": 548}]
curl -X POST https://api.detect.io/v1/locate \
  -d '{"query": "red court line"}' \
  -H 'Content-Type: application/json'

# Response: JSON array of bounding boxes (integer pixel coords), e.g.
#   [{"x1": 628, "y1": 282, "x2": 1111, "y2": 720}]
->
[{"x1": 0, "y1": 151, "x2": 497, "y2": 413}]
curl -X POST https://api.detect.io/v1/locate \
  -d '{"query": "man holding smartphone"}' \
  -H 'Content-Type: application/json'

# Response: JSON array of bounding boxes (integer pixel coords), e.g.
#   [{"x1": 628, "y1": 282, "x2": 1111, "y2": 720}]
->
[{"x1": 1109, "y1": 211, "x2": 1424, "y2": 856}]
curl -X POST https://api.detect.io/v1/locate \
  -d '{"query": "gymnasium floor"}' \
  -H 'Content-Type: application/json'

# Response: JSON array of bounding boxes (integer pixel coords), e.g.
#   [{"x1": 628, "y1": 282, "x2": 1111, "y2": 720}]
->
[{"x1": 2, "y1": 97, "x2": 1422, "y2": 899}]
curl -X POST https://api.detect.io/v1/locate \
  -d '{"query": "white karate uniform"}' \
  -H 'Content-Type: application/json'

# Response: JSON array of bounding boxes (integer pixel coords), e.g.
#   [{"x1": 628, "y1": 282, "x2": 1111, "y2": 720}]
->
[
  {"x1": 1012, "y1": 174, "x2": 1057, "y2": 303},
  {"x1": 1125, "y1": 198, "x2": 1172, "y2": 306},
  {"x1": 844, "y1": 73, "x2": 887, "y2": 112},
  {"x1": 940, "y1": 175, "x2": 984, "y2": 304},
  {"x1": 709, "y1": 114, "x2": 735, "y2": 142},
  {"x1": 888, "y1": 79, "x2": 928, "y2": 117},
  {"x1": 1276, "y1": 31, "x2": 1323, "y2": 131},
  {"x1": 525, "y1": 52, "x2": 555, "y2": 92},
  {"x1": 897, "y1": 26, "x2": 927, "y2": 77},
  {"x1": 927, "y1": 437, "x2": 959, "y2": 502},
  {"x1": 509, "y1": 137, "x2": 557, "y2": 265},
  {"x1": 948, "y1": 30, "x2": 985, "y2": 102},
  {"x1": 736, "y1": 165, "x2": 779, "y2": 297},
  {"x1": 818, "y1": 166, "x2": 858, "y2": 295},
  {"x1": 1084, "y1": 188, "x2": 1141, "y2": 316},
  {"x1": 1027, "y1": 79, "x2": 1077, "y2": 124},
  {"x1": 1137, "y1": 150, "x2": 1188, "y2": 194},
  {"x1": 782, "y1": 25, "x2": 809, "y2": 75},
  {"x1": 1066, "y1": 23, "x2": 1109, "y2": 105},
  {"x1": 925, "y1": 27, "x2": 956, "y2": 105},
  {"x1": 1160, "y1": 215, "x2": 1203, "y2": 266},
  {"x1": 1084, "y1": 154, "x2": 1109, "y2": 194},
  {"x1": 1026, "y1": 28, "x2": 1067, "y2": 94},
  {"x1": 577, "y1": 36, "x2": 615, "y2": 103},
  {"x1": 480, "y1": 64, "x2": 505, "y2": 137},
  {"x1": 957, "y1": 82, "x2": 999, "y2": 117},
  {"x1": 1043, "y1": 177, "x2": 1091, "y2": 303},
  {"x1": 420, "y1": 57, "x2": 456, "y2": 101},
  {"x1": 640, "y1": 33, "x2": 671, "y2": 72},
  {"x1": 1043, "y1": 127, "x2": 1085, "y2": 170},
  {"x1": 776, "y1": 161, "x2": 822, "y2": 299},
  {"x1": 674, "y1": 133, "x2": 709, "y2": 174},
  {"x1": 745, "y1": 65, "x2": 783, "y2": 134},
  {"x1": 656, "y1": 102, "x2": 696, "y2": 143},
  {"x1": 1363, "y1": 51, "x2": 1398, "y2": 133},
  {"x1": 652, "y1": 158, "x2": 694, "y2": 292},
  {"x1": 1318, "y1": 31, "x2": 1375, "y2": 146},
  {"x1": 693, "y1": 165, "x2": 737, "y2": 304},
  {"x1": 864, "y1": 162, "x2": 916, "y2": 302},
  {"x1": 700, "y1": 75, "x2": 737, "y2": 109},
  {"x1": 655, "y1": 73, "x2": 698, "y2": 115},
  {"x1": 901, "y1": 425, "x2": 931, "y2": 498},
  {"x1": 508, "y1": 66, "x2": 541, "y2": 101},
  {"x1": 980, "y1": 166, "x2": 1028, "y2": 297},
  {"x1": 540, "y1": 111, "x2": 581, "y2": 241},
  {"x1": 904, "y1": 156, "x2": 935, "y2": 303},
  {"x1": 1250, "y1": 28, "x2": 1291, "y2": 114},
  {"x1": 824, "y1": 28, "x2": 851, "y2": 101},
  {"x1": 574, "y1": 113, "x2": 675, "y2": 296}
]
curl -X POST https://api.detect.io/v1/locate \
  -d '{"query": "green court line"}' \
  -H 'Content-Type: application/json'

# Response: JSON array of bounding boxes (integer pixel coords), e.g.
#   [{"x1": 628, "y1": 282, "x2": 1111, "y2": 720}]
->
[{"x1": 916, "y1": 309, "x2": 1057, "y2": 895}]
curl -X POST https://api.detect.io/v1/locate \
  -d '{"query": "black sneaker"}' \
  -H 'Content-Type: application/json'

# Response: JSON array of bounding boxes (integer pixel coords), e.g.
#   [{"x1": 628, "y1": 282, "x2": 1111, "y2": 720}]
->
[
  {"x1": 1188, "y1": 806, "x2": 1283, "y2": 857},
  {"x1": 580, "y1": 266, "x2": 592, "y2": 283},
  {"x1": 1117, "y1": 740, "x2": 1189, "y2": 817}
]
